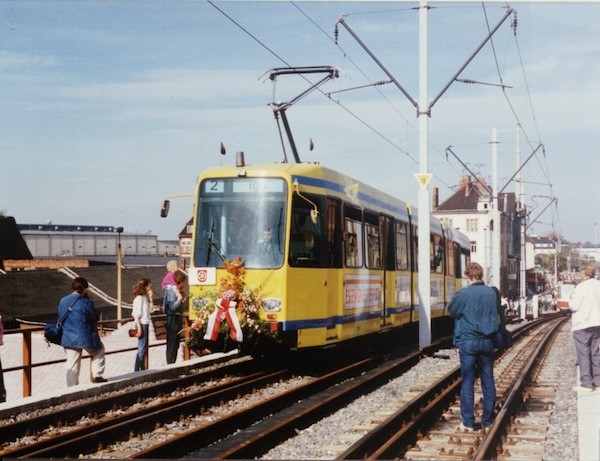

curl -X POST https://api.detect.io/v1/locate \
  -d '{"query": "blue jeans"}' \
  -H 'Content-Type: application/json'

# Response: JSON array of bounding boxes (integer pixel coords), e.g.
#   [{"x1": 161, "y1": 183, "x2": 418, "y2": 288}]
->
[
  {"x1": 165, "y1": 315, "x2": 182, "y2": 364},
  {"x1": 458, "y1": 338, "x2": 496, "y2": 427},
  {"x1": 164, "y1": 290, "x2": 182, "y2": 364},
  {"x1": 134, "y1": 324, "x2": 149, "y2": 372}
]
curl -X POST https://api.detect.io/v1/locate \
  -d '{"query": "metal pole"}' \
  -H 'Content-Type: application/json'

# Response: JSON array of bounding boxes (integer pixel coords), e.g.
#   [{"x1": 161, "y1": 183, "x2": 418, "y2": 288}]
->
[
  {"x1": 516, "y1": 125, "x2": 527, "y2": 320},
  {"x1": 117, "y1": 228, "x2": 123, "y2": 323},
  {"x1": 554, "y1": 236, "x2": 559, "y2": 288},
  {"x1": 492, "y1": 128, "x2": 501, "y2": 290},
  {"x1": 417, "y1": 0, "x2": 431, "y2": 349}
]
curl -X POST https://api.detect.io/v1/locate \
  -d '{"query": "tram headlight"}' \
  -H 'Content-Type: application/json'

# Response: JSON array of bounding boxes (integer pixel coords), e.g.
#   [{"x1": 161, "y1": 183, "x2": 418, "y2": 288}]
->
[{"x1": 262, "y1": 298, "x2": 282, "y2": 313}]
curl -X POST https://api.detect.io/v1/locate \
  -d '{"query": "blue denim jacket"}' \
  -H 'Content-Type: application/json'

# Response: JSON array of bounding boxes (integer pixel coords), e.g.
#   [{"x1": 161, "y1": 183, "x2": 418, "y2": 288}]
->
[
  {"x1": 163, "y1": 286, "x2": 182, "y2": 316},
  {"x1": 448, "y1": 282, "x2": 500, "y2": 345},
  {"x1": 58, "y1": 293, "x2": 103, "y2": 351}
]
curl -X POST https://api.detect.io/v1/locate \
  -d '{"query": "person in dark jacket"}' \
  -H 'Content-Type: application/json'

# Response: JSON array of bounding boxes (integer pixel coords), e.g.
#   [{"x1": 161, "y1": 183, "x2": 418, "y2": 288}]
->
[
  {"x1": 58, "y1": 277, "x2": 106, "y2": 386},
  {"x1": 161, "y1": 260, "x2": 184, "y2": 364},
  {"x1": 448, "y1": 262, "x2": 500, "y2": 431}
]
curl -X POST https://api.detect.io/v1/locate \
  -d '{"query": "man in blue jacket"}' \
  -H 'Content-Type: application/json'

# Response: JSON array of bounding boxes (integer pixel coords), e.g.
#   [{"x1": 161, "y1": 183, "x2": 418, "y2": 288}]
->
[
  {"x1": 58, "y1": 277, "x2": 106, "y2": 386},
  {"x1": 448, "y1": 262, "x2": 500, "y2": 431}
]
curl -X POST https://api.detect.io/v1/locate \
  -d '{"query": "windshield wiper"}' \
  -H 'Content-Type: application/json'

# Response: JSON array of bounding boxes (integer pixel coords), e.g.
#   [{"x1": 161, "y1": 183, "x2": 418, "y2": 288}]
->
[{"x1": 206, "y1": 221, "x2": 226, "y2": 265}]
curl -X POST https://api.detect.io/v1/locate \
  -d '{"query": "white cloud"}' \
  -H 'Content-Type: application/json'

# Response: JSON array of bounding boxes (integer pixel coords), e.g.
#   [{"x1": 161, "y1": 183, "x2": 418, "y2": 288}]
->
[{"x1": 0, "y1": 50, "x2": 56, "y2": 69}]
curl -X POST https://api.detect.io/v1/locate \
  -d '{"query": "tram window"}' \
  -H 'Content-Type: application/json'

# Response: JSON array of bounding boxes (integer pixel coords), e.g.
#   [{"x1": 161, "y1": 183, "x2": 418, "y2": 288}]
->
[
  {"x1": 344, "y1": 218, "x2": 363, "y2": 267},
  {"x1": 194, "y1": 177, "x2": 287, "y2": 268},
  {"x1": 365, "y1": 223, "x2": 381, "y2": 269},
  {"x1": 289, "y1": 193, "x2": 324, "y2": 267},
  {"x1": 430, "y1": 233, "x2": 443, "y2": 274},
  {"x1": 460, "y1": 251, "x2": 470, "y2": 281},
  {"x1": 446, "y1": 239, "x2": 455, "y2": 276},
  {"x1": 454, "y1": 244, "x2": 463, "y2": 276},
  {"x1": 383, "y1": 217, "x2": 395, "y2": 271},
  {"x1": 395, "y1": 222, "x2": 409, "y2": 270}
]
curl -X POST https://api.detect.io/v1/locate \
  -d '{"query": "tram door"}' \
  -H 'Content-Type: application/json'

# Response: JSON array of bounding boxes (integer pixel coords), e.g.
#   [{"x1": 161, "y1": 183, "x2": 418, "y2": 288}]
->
[{"x1": 380, "y1": 215, "x2": 394, "y2": 323}]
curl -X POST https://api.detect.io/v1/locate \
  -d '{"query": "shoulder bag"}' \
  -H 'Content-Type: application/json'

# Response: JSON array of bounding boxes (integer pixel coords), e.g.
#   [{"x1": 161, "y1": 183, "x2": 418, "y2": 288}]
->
[{"x1": 44, "y1": 296, "x2": 80, "y2": 345}]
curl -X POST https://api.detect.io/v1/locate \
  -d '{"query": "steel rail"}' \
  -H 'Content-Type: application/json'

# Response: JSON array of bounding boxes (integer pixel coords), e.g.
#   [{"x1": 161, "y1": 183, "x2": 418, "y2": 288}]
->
[
  {"x1": 20, "y1": 368, "x2": 290, "y2": 459},
  {"x1": 185, "y1": 340, "x2": 451, "y2": 459},
  {"x1": 131, "y1": 355, "x2": 385, "y2": 459},
  {"x1": 336, "y1": 315, "x2": 561, "y2": 459},
  {"x1": 5, "y1": 372, "x2": 272, "y2": 458},
  {"x1": 1, "y1": 356, "x2": 256, "y2": 447},
  {"x1": 474, "y1": 316, "x2": 568, "y2": 460}
]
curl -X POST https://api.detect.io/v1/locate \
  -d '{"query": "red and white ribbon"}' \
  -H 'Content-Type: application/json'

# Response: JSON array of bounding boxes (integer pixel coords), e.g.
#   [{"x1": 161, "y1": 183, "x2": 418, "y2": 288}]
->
[{"x1": 203, "y1": 298, "x2": 243, "y2": 343}]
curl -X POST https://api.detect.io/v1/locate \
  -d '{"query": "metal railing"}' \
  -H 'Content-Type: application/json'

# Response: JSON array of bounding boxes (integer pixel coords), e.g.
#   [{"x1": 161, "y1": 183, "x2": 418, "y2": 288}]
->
[{"x1": 3, "y1": 314, "x2": 192, "y2": 398}]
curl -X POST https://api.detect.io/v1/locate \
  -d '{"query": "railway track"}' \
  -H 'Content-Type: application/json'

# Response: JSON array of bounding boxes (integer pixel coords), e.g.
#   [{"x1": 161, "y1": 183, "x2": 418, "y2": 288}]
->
[
  {"x1": 0, "y1": 356, "x2": 282, "y2": 458},
  {"x1": 1, "y1": 316, "x2": 565, "y2": 460},
  {"x1": 189, "y1": 340, "x2": 455, "y2": 459},
  {"x1": 0, "y1": 338, "x2": 452, "y2": 459},
  {"x1": 256, "y1": 314, "x2": 566, "y2": 460},
  {"x1": 333, "y1": 315, "x2": 567, "y2": 460}
]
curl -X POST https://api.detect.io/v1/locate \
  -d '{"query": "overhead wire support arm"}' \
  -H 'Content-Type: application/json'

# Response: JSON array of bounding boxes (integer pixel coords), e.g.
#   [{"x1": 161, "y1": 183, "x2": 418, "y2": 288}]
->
[
  {"x1": 325, "y1": 80, "x2": 392, "y2": 97},
  {"x1": 526, "y1": 196, "x2": 557, "y2": 231},
  {"x1": 445, "y1": 146, "x2": 493, "y2": 195},
  {"x1": 498, "y1": 142, "x2": 543, "y2": 195},
  {"x1": 456, "y1": 78, "x2": 513, "y2": 89},
  {"x1": 429, "y1": 7, "x2": 514, "y2": 111},
  {"x1": 335, "y1": 16, "x2": 418, "y2": 110}
]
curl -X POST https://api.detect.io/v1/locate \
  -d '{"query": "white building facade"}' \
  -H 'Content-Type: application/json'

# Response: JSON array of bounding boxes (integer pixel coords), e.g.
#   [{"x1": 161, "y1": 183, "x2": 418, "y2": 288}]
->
[{"x1": 433, "y1": 176, "x2": 521, "y2": 298}]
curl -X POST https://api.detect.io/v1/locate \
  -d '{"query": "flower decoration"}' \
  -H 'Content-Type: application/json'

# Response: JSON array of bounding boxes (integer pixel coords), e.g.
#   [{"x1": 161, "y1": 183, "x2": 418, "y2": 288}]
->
[{"x1": 186, "y1": 257, "x2": 279, "y2": 354}]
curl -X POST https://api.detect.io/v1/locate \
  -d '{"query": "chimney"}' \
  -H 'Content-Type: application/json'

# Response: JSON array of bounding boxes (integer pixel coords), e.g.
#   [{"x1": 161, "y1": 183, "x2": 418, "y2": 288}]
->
[
  {"x1": 465, "y1": 176, "x2": 472, "y2": 196},
  {"x1": 432, "y1": 187, "x2": 439, "y2": 209}
]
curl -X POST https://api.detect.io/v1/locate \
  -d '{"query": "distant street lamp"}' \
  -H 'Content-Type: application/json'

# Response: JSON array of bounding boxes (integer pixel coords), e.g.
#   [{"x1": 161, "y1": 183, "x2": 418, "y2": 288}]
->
[{"x1": 116, "y1": 227, "x2": 124, "y2": 323}]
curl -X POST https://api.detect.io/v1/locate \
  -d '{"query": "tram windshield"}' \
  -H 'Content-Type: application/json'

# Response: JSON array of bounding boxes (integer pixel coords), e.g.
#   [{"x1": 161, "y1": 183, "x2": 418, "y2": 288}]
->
[{"x1": 194, "y1": 177, "x2": 287, "y2": 269}]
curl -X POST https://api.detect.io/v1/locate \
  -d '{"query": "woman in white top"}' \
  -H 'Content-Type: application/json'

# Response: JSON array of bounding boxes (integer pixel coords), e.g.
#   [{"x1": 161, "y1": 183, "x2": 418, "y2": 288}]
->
[{"x1": 132, "y1": 279, "x2": 153, "y2": 372}]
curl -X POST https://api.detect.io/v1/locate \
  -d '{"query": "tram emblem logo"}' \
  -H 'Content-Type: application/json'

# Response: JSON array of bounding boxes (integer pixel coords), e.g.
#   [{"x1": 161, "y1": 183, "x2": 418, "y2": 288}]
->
[{"x1": 188, "y1": 267, "x2": 216, "y2": 286}]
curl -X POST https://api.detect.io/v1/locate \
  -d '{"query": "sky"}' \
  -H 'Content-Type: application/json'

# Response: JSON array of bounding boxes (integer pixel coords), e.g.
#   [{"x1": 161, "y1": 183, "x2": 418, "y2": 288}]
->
[{"x1": 0, "y1": 1, "x2": 598, "y2": 244}]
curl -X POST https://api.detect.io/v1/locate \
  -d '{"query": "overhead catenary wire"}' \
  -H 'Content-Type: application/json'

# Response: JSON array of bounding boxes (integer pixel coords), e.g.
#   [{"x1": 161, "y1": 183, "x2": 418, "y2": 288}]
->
[
  {"x1": 207, "y1": 0, "x2": 425, "y2": 168},
  {"x1": 208, "y1": 0, "x2": 462, "y2": 189},
  {"x1": 293, "y1": 2, "x2": 459, "y2": 187},
  {"x1": 207, "y1": 0, "x2": 557, "y2": 231},
  {"x1": 290, "y1": 2, "x2": 420, "y2": 157},
  {"x1": 481, "y1": 2, "x2": 554, "y2": 194}
]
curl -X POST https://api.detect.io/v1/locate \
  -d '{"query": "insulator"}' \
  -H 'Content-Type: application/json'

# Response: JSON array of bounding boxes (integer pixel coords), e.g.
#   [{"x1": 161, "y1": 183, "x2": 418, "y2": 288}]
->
[
  {"x1": 512, "y1": 11, "x2": 518, "y2": 36},
  {"x1": 334, "y1": 23, "x2": 338, "y2": 44}
]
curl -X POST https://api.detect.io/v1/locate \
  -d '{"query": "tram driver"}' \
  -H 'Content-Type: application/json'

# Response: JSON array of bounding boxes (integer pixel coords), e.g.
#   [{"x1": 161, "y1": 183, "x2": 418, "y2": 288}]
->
[{"x1": 253, "y1": 226, "x2": 282, "y2": 267}]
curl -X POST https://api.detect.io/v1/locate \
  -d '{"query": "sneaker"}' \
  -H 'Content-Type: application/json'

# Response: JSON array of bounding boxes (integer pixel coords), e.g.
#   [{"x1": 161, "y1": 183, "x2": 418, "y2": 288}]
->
[
  {"x1": 573, "y1": 385, "x2": 594, "y2": 392},
  {"x1": 92, "y1": 377, "x2": 107, "y2": 383},
  {"x1": 457, "y1": 423, "x2": 476, "y2": 432}
]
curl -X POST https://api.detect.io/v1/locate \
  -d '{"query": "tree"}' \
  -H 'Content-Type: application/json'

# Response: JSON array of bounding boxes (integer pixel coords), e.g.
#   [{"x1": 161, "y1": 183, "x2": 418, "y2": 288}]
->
[{"x1": 534, "y1": 245, "x2": 574, "y2": 274}]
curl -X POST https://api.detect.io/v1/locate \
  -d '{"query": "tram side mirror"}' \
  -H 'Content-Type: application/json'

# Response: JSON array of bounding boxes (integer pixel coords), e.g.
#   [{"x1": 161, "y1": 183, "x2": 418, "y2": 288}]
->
[{"x1": 160, "y1": 200, "x2": 170, "y2": 218}]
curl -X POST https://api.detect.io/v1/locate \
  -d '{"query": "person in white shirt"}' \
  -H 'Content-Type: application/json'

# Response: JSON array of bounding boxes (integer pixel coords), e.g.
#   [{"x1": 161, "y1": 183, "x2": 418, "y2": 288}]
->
[
  {"x1": 132, "y1": 279, "x2": 153, "y2": 372},
  {"x1": 569, "y1": 264, "x2": 600, "y2": 392}
]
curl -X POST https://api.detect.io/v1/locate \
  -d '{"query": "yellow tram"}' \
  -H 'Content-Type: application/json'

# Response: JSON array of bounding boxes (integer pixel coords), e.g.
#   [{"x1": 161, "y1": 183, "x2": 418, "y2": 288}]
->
[{"x1": 185, "y1": 158, "x2": 470, "y2": 353}]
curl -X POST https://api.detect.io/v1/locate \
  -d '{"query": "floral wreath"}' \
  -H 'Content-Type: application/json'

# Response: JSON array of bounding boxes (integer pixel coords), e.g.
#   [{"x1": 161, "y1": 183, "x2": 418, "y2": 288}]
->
[{"x1": 187, "y1": 257, "x2": 278, "y2": 352}]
